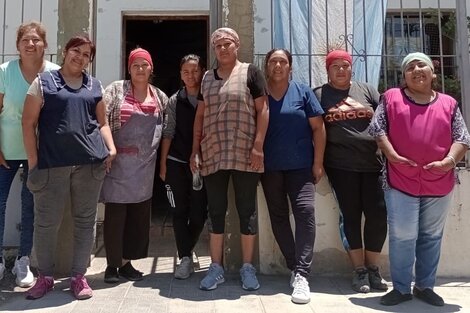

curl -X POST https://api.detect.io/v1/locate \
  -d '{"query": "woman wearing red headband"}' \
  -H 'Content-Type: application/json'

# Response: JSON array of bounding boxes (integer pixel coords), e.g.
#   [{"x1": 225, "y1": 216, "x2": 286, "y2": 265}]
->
[
  {"x1": 100, "y1": 47, "x2": 168, "y2": 283},
  {"x1": 314, "y1": 49, "x2": 388, "y2": 294}
]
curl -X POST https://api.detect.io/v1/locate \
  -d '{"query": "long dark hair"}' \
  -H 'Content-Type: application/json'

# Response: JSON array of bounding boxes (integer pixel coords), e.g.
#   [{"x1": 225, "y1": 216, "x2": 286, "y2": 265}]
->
[{"x1": 264, "y1": 48, "x2": 292, "y2": 79}]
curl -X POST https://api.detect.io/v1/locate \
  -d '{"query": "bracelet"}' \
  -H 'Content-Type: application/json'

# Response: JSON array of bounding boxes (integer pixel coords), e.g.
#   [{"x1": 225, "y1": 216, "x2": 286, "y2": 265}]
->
[{"x1": 445, "y1": 155, "x2": 457, "y2": 168}]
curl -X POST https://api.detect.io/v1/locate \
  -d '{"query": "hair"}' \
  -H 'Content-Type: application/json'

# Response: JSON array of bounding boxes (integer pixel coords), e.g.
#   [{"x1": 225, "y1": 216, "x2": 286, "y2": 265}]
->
[
  {"x1": 264, "y1": 48, "x2": 292, "y2": 79},
  {"x1": 16, "y1": 21, "x2": 47, "y2": 49},
  {"x1": 179, "y1": 54, "x2": 205, "y2": 70},
  {"x1": 63, "y1": 34, "x2": 96, "y2": 62}
]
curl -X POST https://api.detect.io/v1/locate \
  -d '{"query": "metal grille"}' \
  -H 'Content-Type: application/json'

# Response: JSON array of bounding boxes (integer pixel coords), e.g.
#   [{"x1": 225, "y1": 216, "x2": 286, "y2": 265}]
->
[
  {"x1": 0, "y1": 0, "x2": 58, "y2": 63},
  {"x1": 254, "y1": 0, "x2": 468, "y2": 103}
]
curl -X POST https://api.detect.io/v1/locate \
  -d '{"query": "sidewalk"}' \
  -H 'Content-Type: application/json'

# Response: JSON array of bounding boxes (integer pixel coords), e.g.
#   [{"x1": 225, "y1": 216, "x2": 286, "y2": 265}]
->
[{"x1": 1, "y1": 220, "x2": 469, "y2": 313}]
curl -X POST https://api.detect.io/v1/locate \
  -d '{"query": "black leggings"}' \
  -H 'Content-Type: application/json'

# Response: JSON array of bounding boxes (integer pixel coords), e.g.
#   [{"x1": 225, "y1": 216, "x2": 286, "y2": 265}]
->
[
  {"x1": 326, "y1": 167, "x2": 387, "y2": 252},
  {"x1": 204, "y1": 170, "x2": 260, "y2": 235}
]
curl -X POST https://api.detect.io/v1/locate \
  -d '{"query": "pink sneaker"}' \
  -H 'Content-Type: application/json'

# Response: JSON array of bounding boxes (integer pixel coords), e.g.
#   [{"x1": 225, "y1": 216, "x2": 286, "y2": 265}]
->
[
  {"x1": 71, "y1": 274, "x2": 93, "y2": 300},
  {"x1": 26, "y1": 275, "x2": 54, "y2": 300}
]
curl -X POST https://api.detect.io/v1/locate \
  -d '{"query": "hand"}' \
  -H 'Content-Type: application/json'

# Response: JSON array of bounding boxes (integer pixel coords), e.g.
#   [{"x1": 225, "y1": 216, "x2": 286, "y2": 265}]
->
[
  {"x1": 159, "y1": 161, "x2": 167, "y2": 181},
  {"x1": 250, "y1": 145, "x2": 264, "y2": 171},
  {"x1": 423, "y1": 158, "x2": 454, "y2": 172},
  {"x1": 0, "y1": 150, "x2": 9, "y2": 169},
  {"x1": 386, "y1": 153, "x2": 417, "y2": 167},
  {"x1": 312, "y1": 164, "x2": 324, "y2": 184},
  {"x1": 190, "y1": 151, "x2": 201, "y2": 173},
  {"x1": 104, "y1": 148, "x2": 117, "y2": 173}
]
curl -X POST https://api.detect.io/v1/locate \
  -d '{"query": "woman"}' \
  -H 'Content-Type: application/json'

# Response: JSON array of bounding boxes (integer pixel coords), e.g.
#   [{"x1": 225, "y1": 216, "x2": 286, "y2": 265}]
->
[
  {"x1": 191, "y1": 27, "x2": 269, "y2": 291},
  {"x1": 313, "y1": 49, "x2": 388, "y2": 293},
  {"x1": 22, "y1": 34, "x2": 116, "y2": 300},
  {"x1": 160, "y1": 54, "x2": 207, "y2": 280},
  {"x1": 261, "y1": 49, "x2": 325, "y2": 304},
  {"x1": 0, "y1": 21, "x2": 59, "y2": 287},
  {"x1": 100, "y1": 48, "x2": 167, "y2": 283},
  {"x1": 369, "y1": 52, "x2": 470, "y2": 306}
]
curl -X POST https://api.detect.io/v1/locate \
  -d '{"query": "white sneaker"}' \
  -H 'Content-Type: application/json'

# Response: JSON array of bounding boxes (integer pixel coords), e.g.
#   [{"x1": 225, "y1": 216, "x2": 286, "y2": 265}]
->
[
  {"x1": 12, "y1": 256, "x2": 34, "y2": 287},
  {"x1": 0, "y1": 262, "x2": 5, "y2": 280},
  {"x1": 291, "y1": 273, "x2": 311, "y2": 304},
  {"x1": 174, "y1": 256, "x2": 194, "y2": 279}
]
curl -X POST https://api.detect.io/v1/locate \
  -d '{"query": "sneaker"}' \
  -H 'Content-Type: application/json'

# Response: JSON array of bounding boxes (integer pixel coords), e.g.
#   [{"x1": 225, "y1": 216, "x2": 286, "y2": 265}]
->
[
  {"x1": 12, "y1": 256, "x2": 35, "y2": 287},
  {"x1": 289, "y1": 270, "x2": 295, "y2": 288},
  {"x1": 26, "y1": 275, "x2": 54, "y2": 300},
  {"x1": 352, "y1": 267, "x2": 370, "y2": 293},
  {"x1": 239, "y1": 263, "x2": 260, "y2": 291},
  {"x1": 413, "y1": 287, "x2": 444, "y2": 306},
  {"x1": 380, "y1": 289, "x2": 412, "y2": 306},
  {"x1": 118, "y1": 262, "x2": 143, "y2": 281},
  {"x1": 104, "y1": 266, "x2": 119, "y2": 284},
  {"x1": 0, "y1": 262, "x2": 5, "y2": 281},
  {"x1": 200, "y1": 263, "x2": 225, "y2": 290},
  {"x1": 70, "y1": 274, "x2": 93, "y2": 300},
  {"x1": 367, "y1": 265, "x2": 388, "y2": 291},
  {"x1": 291, "y1": 274, "x2": 311, "y2": 304},
  {"x1": 174, "y1": 256, "x2": 194, "y2": 279}
]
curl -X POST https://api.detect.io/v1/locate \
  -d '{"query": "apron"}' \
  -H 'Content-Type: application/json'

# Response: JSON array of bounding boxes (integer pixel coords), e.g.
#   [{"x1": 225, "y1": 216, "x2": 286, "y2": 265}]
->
[{"x1": 100, "y1": 107, "x2": 163, "y2": 203}]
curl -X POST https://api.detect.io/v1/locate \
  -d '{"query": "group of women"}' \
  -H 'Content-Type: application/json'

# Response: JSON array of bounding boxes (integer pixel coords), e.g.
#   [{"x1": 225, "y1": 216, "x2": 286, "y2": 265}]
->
[{"x1": 0, "y1": 21, "x2": 467, "y2": 308}]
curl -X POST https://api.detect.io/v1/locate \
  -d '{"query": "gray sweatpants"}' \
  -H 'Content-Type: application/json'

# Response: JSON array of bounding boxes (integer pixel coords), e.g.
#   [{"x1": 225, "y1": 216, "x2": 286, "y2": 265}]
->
[{"x1": 27, "y1": 163, "x2": 106, "y2": 276}]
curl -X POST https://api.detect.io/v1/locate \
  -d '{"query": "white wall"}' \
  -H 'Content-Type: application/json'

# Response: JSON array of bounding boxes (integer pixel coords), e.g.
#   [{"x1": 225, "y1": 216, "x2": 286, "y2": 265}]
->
[{"x1": 95, "y1": 0, "x2": 210, "y2": 86}]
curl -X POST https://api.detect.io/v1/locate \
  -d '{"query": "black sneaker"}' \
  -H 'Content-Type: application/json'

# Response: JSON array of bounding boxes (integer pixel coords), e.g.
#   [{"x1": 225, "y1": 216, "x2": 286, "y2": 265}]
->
[
  {"x1": 104, "y1": 266, "x2": 119, "y2": 284},
  {"x1": 367, "y1": 265, "x2": 388, "y2": 291},
  {"x1": 413, "y1": 287, "x2": 444, "y2": 306},
  {"x1": 380, "y1": 289, "x2": 412, "y2": 306},
  {"x1": 118, "y1": 262, "x2": 143, "y2": 281}
]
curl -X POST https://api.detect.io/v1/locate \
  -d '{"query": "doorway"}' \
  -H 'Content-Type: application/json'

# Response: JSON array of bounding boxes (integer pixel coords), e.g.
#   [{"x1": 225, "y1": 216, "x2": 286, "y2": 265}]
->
[{"x1": 123, "y1": 16, "x2": 209, "y2": 215}]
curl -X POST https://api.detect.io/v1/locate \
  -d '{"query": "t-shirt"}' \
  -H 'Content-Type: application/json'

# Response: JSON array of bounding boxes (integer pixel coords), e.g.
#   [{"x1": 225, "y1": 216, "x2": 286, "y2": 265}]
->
[
  {"x1": 0, "y1": 59, "x2": 59, "y2": 159},
  {"x1": 264, "y1": 81, "x2": 324, "y2": 171},
  {"x1": 314, "y1": 81, "x2": 382, "y2": 172}
]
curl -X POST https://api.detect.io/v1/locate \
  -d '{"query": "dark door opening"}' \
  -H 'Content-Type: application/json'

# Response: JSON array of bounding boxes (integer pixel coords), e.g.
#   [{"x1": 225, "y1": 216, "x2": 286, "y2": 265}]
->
[{"x1": 123, "y1": 16, "x2": 208, "y2": 216}]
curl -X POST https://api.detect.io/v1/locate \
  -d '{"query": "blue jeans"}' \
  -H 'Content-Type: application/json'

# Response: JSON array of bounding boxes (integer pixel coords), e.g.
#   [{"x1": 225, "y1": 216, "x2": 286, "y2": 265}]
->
[
  {"x1": 0, "y1": 160, "x2": 34, "y2": 256},
  {"x1": 385, "y1": 188, "x2": 451, "y2": 294}
]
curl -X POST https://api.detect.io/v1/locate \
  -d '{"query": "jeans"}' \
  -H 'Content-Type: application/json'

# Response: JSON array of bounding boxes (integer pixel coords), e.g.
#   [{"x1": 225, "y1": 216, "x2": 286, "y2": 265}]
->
[
  {"x1": 27, "y1": 164, "x2": 105, "y2": 276},
  {"x1": 0, "y1": 160, "x2": 34, "y2": 256},
  {"x1": 261, "y1": 168, "x2": 316, "y2": 277},
  {"x1": 385, "y1": 188, "x2": 451, "y2": 294}
]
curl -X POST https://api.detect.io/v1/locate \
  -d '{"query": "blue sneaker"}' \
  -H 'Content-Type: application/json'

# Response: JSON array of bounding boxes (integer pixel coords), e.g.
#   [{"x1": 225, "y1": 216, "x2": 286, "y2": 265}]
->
[
  {"x1": 200, "y1": 263, "x2": 225, "y2": 290},
  {"x1": 240, "y1": 263, "x2": 260, "y2": 291}
]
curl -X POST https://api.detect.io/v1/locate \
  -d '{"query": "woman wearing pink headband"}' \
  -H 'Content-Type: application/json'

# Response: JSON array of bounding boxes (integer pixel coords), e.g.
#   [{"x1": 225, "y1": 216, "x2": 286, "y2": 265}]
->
[
  {"x1": 314, "y1": 49, "x2": 388, "y2": 294},
  {"x1": 99, "y1": 47, "x2": 168, "y2": 283}
]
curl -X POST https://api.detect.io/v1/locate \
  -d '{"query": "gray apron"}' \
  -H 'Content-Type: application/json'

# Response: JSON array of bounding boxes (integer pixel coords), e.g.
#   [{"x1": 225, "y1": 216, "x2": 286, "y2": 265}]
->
[{"x1": 100, "y1": 107, "x2": 163, "y2": 203}]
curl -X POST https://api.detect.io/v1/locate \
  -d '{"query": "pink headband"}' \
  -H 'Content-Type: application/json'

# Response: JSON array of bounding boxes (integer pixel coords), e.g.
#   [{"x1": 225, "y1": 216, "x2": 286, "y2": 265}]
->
[
  {"x1": 325, "y1": 50, "x2": 352, "y2": 70},
  {"x1": 211, "y1": 27, "x2": 240, "y2": 47},
  {"x1": 128, "y1": 48, "x2": 153, "y2": 71}
]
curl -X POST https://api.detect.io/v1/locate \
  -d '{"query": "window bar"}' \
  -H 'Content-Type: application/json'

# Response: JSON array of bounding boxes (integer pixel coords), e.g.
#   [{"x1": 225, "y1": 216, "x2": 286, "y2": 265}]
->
[
  {"x1": 325, "y1": 0, "x2": 329, "y2": 50},
  {"x1": 343, "y1": 0, "x2": 348, "y2": 52},
  {"x1": 2, "y1": 0, "x2": 6, "y2": 63},
  {"x1": 437, "y1": 0, "x2": 445, "y2": 93},
  {"x1": 381, "y1": 0, "x2": 388, "y2": 90},
  {"x1": 289, "y1": 0, "x2": 293, "y2": 54},
  {"x1": 418, "y1": 0, "x2": 424, "y2": 52},
  {"x1": 307, "y1": 0, "x2": 312, "y2": 87},
  {"x1": 362, "y1": 0, "x2": 368, "y2": 82}
]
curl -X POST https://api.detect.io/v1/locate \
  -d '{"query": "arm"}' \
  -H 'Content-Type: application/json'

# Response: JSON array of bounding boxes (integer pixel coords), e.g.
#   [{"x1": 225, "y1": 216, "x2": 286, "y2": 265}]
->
[
  {"x1": 250, "y1": 95, "x2": 269, "y2": 170},
  {"x1": 376, "y1": 135, "x2": 417, "y2": 166},
  {"x1": 96, "y1": 100, "x2": 117, "y2": 172},
  {"x1": 190, "y1": 100, "x2": 205, "y2": 172},
  {"x1": 22, "y1": 94, "x2": 41, "y2": 169},
  {"x1": 160, "y1": 95, "x2": 177, "y2": 180},
  {"x1": 0, "y1": 93, "x2": 7, "y2": 168},
  {"x1": 309, "y1": 116, "x2": 326, "y2": 184}
]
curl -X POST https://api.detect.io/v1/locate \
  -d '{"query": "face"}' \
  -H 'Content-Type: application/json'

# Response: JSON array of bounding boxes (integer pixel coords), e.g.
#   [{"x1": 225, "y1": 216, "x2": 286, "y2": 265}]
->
[
  {"x1": 214, "y1": 39, "x2": 238, "y2": 64},
  {"x1": 180, "y1": 60, "x2": 202, "y2": 89},
  {"x1": 266, "y1": 50, "x2": 291, "y2": 83},
  {"x1": 328, "y1": 59, "x2": 352, "y2": 88},
  {"x1": 63, "y1": 44, "x2": 92, "y2": 72},
  {"x1": 17, "y1": 29, "x2": 46, "y2": 60},
  {"x1": 403, "y1": 60, "x2": 434, "y2": 90},
  {"x1": 129, "y1": 58, "x2": 152, "y2": 83}
]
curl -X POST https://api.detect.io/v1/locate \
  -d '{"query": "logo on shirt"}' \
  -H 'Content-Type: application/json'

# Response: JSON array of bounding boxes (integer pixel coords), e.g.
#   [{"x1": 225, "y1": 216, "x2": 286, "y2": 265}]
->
[{"x1": 324, "y1": 97, "x2": 373, "y2": 123}]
